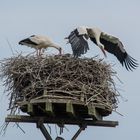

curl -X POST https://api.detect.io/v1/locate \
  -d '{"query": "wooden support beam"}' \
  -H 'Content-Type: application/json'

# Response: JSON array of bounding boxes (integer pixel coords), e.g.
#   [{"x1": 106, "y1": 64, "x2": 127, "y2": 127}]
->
[
  {"x1": 71, "y1": 125, "x2": 87, "y2": 140},
  {"x1": 5, "y1": 115, "x2": 118, "y2": 127},
  {"x1": 87, "y1": 106, "x2": 102, "y2": 120},
  {"x1": 38, "y1": 124, "x2": 52, "y2": 140},
  {"x1": 66, "y1": 102, "x2": 75, "y2": 117},
  {"x1": 45, "y1": 102, "x2": 53, "y2": 115},
  {"x1": 27, "y1": 103, "x2": 33, "y2": 114},
  {"x1": 36, "y1": 119, "x2": 52, "y2": 140}
]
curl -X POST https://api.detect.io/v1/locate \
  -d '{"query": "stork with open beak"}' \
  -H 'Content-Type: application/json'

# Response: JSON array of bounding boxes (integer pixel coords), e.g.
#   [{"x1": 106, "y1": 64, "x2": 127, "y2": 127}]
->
[
  {"x1": 19, "y1": 35, "x2": 62, "y2": 56},
  {"x1": 65, "y1": 26, "x2": 138, "y2": 71}
]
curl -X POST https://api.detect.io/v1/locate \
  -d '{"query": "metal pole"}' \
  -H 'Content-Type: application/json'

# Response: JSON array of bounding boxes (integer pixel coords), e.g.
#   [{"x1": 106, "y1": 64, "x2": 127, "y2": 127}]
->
[
  {"x1": 71, "y1": 125, "x2": 87, "y2": 140},
  {"x1": 36, "y1": 119, "x2": 53, "y2": 140}
]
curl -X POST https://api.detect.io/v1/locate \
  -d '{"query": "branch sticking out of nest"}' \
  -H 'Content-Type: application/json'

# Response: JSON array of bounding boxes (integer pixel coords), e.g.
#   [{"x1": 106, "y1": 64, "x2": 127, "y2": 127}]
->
[{"x1": 0, "y1": 54, "x2": 119, "y2": 114}]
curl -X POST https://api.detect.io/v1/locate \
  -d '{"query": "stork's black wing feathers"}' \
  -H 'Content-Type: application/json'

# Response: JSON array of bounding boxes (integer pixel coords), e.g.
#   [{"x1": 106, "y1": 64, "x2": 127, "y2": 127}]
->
[
  {"x1": 99, "y1": 33, "x2": 138, "y2": 71},
  {"x1": 19, "y1": 35, "x2": 38, "y2": 46},
  {"x1": 67, "y1": 29, "x2": 89, "y2": 57}
]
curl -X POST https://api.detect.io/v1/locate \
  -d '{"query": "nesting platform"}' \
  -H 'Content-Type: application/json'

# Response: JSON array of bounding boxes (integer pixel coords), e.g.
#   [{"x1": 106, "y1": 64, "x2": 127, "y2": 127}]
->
[
  {"x1": 1, "y1": 54, "x2": 119, "y2": 140},
  {"x1": 17, "y1": 93, "x2": 112, "y2": 120}
]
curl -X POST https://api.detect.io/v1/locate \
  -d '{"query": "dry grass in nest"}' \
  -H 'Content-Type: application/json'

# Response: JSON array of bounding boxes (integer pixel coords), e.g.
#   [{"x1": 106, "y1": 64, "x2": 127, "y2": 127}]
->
[{"x1": 0, "y1": 54, "x2": 119, "y2": 114}]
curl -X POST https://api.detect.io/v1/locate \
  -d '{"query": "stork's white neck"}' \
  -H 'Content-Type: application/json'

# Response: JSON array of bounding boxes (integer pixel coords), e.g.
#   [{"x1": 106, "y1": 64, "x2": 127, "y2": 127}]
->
[
  {"x1": 88, "y1": 27, "x2": 102, "y2": 45},
  {"x1": 88, "y1": 27, "x2": 102, "y2": 36}
]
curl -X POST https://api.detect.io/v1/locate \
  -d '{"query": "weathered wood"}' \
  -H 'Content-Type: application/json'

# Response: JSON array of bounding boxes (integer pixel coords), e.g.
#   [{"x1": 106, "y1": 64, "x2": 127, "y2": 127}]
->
[
  {"x1": 5, "y1": 115, "x2": 118, "y2": 127},
  {"x1": 17, "y1": 98, "x2": 111, "y2": 119},
  {"x1": 17, "y1": 98, "x2": 108, "y2": 111},
  {"x1": 87, "y1": 106, "x2": 102, "y2": 120},
  {"x1": 27, "y1": 103, "x2": 33, "y2": 114},
  {"x1": 66, "y1": 101, "x2": 75, "y2": 117},
  {"x1": 45, "y1": 102, "x2": 53, "y2": 115},
  {"x1": 17, "y1": 98, "x2": 83, "y2": 106}
]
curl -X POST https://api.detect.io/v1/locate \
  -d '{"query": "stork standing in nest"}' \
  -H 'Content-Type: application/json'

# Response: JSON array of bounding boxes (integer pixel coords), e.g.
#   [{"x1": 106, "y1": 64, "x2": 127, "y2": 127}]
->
[
  {"x1": 19, "y1": 35, "x2": 62, "y2": 56},
  {"x1": 65, "y1": 26, "x2": 138, "y2": 71}
]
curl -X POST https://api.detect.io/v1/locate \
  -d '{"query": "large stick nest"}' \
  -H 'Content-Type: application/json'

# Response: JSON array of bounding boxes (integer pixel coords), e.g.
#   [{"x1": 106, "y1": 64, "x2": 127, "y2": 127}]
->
[{"x1": 0, "y1": 54, "x2": 119, "y2": 114}]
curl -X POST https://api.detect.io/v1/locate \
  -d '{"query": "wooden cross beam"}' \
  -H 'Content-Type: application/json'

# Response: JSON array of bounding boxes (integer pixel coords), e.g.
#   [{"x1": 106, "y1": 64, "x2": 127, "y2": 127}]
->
[
  {"x1": 5, "y1": 115, "x2": 118, "y2": 140},
  {"x1": 5, "y1": 115, "x2": 118, "y2": 127}
]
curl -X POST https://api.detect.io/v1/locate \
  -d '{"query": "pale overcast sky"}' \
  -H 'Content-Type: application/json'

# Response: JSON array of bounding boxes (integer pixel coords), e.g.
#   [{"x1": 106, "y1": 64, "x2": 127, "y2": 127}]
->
[{"x1": 0, "y1": 0, "x2": 140, "y2": 140}]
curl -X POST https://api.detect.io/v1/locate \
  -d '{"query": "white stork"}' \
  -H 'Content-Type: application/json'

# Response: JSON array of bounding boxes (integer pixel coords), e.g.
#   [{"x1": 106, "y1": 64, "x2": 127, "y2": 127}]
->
[
  {"x1": 19, "y1": 35, "x2": 62, "y2": 56},
  {"x1": 65, "y1": 26, "x2": 138, "y2": 71}
]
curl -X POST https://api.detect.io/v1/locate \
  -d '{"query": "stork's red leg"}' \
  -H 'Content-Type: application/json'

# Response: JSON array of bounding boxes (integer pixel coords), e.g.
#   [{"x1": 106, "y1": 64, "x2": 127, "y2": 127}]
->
[
  {"x1": 39, "y1": 49, "x2": 43, "y2": 56},
  {"x1": 38, "y1": 49, "x2": 40, "y2": 56},
  {"x1": 36, "y1": 50, "x2": 38, "y2": 56},
  {"x1": 59, "y1": 48, "x2": 62, "y2": 55},
  {"x1": 41, "y1": 48, "x2": 45, "y2": 54},
  {"x1": 36, "y1": 49, "x2": 40, "y2": 57}
]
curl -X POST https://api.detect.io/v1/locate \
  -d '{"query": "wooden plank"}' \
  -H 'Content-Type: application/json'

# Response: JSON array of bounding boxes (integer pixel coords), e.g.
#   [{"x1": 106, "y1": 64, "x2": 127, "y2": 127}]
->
[
  {"x1": 5, "y1": 115, "x2": 118, "y2": 127},
  {"x1": 30, "y1": 98, "x2": 80, "y2": 104},
  {"x1": 17, "y1": 99, "x2": 108, "y2": 111},
  {"x1": 17, "y1": 99, "x2": 112, "y2": 117},
  {"x1": 45, "y1": 102, "x2": 53, "y2": 115},
  {"x1": 66, "y1": 101, "x2": 75, "y2": 117},
  {"x1": 87, "y1": 106, "x2": 102, "y2": 120},
  {"x1": 27, "y1": 103, "x2": 33, "y2": 114}
]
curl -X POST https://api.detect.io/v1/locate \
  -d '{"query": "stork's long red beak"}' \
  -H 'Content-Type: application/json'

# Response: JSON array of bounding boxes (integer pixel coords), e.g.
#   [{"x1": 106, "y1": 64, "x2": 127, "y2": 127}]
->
[{"x1": 100, "y1": 46, "x2": 107, "y2": 57}]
